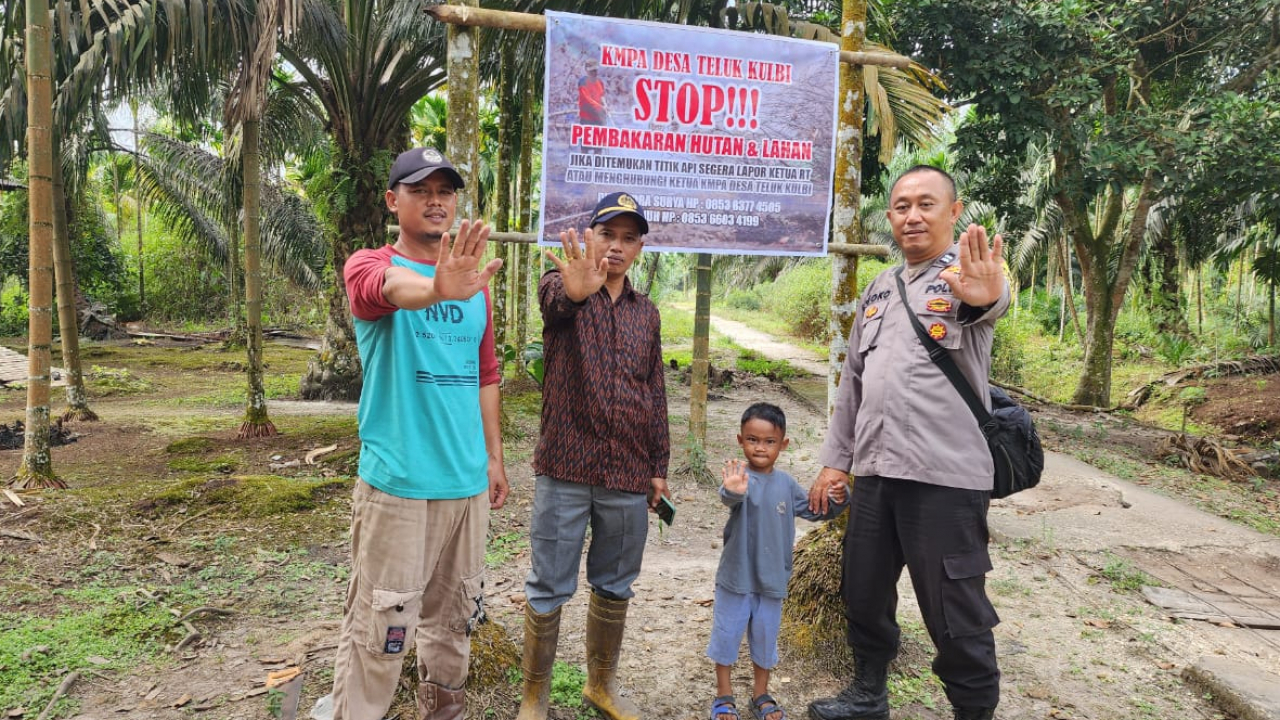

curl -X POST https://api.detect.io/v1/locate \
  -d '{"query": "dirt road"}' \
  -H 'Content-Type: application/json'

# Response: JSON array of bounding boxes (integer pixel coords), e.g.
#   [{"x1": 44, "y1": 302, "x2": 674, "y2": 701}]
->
[{"x1": 5, "y1": 329, "x2": 1279, "y2": 720}]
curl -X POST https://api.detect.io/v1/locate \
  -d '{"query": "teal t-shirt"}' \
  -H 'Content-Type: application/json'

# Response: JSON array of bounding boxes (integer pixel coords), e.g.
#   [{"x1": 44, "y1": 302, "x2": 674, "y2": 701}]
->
[{"x1": 353, "y1": 255, "x2": 489, "y2": 499}]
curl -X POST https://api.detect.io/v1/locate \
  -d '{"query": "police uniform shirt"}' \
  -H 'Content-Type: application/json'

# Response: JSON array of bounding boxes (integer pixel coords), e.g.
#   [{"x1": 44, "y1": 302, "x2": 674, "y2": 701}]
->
[{"x1": 818, "y1": 244, "x2": 1011, "y2": 491}]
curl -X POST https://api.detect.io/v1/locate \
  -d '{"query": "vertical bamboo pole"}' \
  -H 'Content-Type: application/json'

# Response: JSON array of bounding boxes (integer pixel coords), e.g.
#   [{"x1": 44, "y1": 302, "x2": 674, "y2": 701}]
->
[
  {"x1": 494, "y1": 44, "x2": 515, "y2": 366},
  {"x1": 689, "y1": 253, "x2": 713, "y2": 443},
  {"x1": 17, "y1": 0, "x2": 59, "y2": 486},
  {"x1": 447, "y1": 0, "x2": 481, "y2": 220},
  {"x1": 827, "y1": 0, "x2": 866, "y2": 414}
]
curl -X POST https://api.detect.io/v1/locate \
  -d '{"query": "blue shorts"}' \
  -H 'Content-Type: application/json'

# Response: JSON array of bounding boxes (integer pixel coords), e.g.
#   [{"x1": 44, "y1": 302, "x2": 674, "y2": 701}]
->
[{"x1": 705, "y1": 586, "x2": 783, "y2": 669}]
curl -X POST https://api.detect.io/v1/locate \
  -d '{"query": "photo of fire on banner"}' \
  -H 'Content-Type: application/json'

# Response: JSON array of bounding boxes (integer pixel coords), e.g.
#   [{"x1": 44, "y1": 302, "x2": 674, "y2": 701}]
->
[{"x1": 538, "y1": 10, "x2": 840, "y2": 256}]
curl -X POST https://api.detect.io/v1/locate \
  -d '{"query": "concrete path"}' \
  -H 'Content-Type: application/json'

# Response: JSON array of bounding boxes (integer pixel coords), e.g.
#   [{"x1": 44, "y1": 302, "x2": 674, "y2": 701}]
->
[{"x1": 996, "y1": 454, "x2": 1280, "y2": 718}]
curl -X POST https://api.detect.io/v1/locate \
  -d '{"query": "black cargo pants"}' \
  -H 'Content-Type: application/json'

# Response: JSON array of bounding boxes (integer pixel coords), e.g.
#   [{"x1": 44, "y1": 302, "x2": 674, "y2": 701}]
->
[{"x1": 840, "y1": 475, "x2": 1001, "y2": 709}]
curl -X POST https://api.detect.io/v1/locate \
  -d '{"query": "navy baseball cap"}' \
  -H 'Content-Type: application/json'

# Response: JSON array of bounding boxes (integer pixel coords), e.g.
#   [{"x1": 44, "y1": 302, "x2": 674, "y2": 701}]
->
[
  {"x1": 589, "y1": 192, "x2": 649, "y2": 235},
  {"x1": 387, "y1": 147, "x2": 465, "y2": 190}
]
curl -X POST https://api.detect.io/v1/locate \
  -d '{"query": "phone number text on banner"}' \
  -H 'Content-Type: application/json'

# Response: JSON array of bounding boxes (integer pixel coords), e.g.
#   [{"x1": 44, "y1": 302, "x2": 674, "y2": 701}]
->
[{"x1": 538, "y1": 10, "x2": 839, "y2": 256}]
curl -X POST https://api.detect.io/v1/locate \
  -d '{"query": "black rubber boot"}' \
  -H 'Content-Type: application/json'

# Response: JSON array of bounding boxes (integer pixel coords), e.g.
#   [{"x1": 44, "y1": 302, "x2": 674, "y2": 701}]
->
[
  {"x1": 952, "y1": 707, "x2": 995, "y2": 720},
  {"x1": 806, "y1": 657, "x2": 889, "y2": 720}
]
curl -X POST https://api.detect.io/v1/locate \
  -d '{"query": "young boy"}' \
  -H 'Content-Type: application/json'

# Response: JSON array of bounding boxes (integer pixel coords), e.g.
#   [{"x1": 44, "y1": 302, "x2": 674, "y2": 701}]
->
[{"x1": 708, "y1": 403, "x2": 848, "y2": 720}]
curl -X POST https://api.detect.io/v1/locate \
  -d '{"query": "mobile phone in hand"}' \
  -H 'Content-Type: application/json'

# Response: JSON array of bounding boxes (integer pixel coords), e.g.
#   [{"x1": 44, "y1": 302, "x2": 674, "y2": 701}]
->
[{"x1": 655, "y1": 495, "x2": 676, "y2": 526}]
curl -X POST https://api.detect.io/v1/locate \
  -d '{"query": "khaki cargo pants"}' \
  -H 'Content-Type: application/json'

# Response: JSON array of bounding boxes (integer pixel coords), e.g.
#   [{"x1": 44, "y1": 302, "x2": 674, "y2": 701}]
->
[{"x1": 331, "y1": 479, "x2": 488, "y2": 720}]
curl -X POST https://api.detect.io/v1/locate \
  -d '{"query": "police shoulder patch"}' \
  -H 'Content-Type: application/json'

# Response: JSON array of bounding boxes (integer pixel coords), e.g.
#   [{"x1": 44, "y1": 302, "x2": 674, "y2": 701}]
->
[{"x1": 928, "y1": 322, "x2": 947, "y2": 340}]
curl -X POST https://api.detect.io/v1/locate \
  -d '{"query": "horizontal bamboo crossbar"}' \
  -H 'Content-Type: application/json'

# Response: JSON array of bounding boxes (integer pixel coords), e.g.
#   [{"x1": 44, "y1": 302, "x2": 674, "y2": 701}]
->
[
  {"x1": 387, "y1": 227, "x2": 889, "y2": 256},
  {"x1": 424, "y1": 4, "x2": 912, "y2": 68}
]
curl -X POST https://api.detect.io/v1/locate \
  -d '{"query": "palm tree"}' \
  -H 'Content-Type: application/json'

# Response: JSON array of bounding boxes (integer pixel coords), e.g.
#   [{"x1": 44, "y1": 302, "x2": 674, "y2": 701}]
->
[
  {"x1": 132, "y1": 132, "x2": 325, "y2": 297},
  {"x1": 51, "y1": 149, "x2": 97, "y2": 421},
  {"x1": 278, "y1": 0, "x2": 453, "y2": 400},
  {"x1": 224, "y1": 0, "x2": 304, "y2": 437},
  {"x1": 2, "y1": 0, "x2": 247, "y2": 475},
  {"x1": 13, "y1": 0, "x2": 60, "y2": 488}
]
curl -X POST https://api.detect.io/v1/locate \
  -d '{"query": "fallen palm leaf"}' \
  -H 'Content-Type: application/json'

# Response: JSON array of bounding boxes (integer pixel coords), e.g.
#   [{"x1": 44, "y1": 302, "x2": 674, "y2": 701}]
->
[{"x1": 1158, "y1": 434, "x2": 1255, "y2": 481}]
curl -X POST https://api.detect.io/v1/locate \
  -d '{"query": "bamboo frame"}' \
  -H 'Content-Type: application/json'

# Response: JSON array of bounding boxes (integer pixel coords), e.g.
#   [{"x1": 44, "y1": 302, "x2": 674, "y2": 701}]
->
[
  {"x1": 423, "y1": 4, "x2": 912, "y2": 68},
  {"x1": 391, "y1": 227, "x2": 889, "y2": 257}
]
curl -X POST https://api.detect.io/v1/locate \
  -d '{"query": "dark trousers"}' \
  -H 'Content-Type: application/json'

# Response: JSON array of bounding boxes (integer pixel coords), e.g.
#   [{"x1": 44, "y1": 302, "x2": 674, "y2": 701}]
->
[{"x1": 841, "y1": 475, "x2": 1001, "y2": 709}]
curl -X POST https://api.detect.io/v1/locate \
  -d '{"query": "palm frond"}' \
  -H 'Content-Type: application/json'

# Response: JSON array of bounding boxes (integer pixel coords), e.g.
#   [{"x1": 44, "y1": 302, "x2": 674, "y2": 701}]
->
[
  {"x1": 259, "y1": 185, "x2": 326, "y2": 288},
  {"x1": 133, "y1": 138, "x2": 233, "y2": 268}
]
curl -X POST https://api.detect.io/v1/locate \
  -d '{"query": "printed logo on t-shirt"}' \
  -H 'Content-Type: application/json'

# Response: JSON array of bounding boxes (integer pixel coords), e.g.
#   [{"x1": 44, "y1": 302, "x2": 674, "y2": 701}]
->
[
  {"x1": 419, "y1": 301, "x2": 482, "y2": 346},
  {"x1": 424, "y1": 303, "x2": 467, "y2": 324},
  {"x1": 415, "y1": 370, "x2": 479, "y2": 387}
]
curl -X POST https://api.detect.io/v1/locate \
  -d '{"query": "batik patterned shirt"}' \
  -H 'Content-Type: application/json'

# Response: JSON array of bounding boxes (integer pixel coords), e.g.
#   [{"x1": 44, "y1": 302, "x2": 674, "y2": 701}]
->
[{"x1": 533, "y1": 270, "x2": 669, "y2": 494}]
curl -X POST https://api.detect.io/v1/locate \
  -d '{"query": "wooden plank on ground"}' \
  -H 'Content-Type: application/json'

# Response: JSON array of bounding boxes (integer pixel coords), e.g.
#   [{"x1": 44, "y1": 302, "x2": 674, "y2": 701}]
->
[
  {"x1": 1143, "y1": 585, "x2": 1280, "y2": 629},
  {"x1": 0, "y1": 345, "x2": 67, "y2": 387}
]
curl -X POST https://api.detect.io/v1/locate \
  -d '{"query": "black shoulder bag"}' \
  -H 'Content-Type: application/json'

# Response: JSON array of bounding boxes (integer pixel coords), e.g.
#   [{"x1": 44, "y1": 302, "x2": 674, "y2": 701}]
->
[{"x1": 893, "y1": 268, "x2": 1044, "y2": 498}]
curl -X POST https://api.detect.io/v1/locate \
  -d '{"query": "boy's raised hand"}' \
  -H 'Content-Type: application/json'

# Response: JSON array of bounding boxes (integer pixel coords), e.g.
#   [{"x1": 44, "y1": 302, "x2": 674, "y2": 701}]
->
[
  {"x1": 545, "y1": 228, "x2": 608, "y2": 302},
  {"x1": 722, "y1": 459, "x2": 749, "y2": 495}
]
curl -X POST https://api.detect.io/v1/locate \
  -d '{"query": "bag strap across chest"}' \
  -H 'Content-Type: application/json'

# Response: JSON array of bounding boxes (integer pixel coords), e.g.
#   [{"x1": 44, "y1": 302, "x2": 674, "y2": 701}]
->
[{"x1": 892, "y1": 266, "x2": 995, "y2": 438}]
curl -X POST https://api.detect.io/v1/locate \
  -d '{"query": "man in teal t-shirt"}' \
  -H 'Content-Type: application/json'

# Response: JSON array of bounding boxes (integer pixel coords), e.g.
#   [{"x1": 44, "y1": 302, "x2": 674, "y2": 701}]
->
[{"x1": 324, "y1": 147, "x2": 508, "y2": 720}]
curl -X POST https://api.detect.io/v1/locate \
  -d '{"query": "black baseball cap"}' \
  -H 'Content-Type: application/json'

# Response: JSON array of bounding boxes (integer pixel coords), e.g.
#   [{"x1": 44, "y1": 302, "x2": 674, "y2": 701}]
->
[
  {"x1": 387, "y1": 147, "x2": 465, "y2": 190},
  {"x1": 589, "y1": 192, "x2": 649, "y2": 235}
]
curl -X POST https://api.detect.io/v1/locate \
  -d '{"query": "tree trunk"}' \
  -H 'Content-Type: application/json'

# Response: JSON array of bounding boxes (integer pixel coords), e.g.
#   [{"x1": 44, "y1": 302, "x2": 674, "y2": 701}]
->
[
  {"x1": 447, "y1": 1, "x2": 481, "y2": 220},
  {"x1": 1147, "y1": 228, "x2": 1185, "y2": 336},
  {"x1": 239, "y1": 118, "x2": 277, "y2": 438},
  {"x1": 826, "y1": 0, "x2": 865, "y2": 415},
  {"x1": 493, "y1": 44, "x2": 515, "y2": 368},
  {"x1": 1195, "y1": 268, "x2": 1203, "y2": 336},
  {"x1": 132, "y1": 103, "x2": 145, "y2": 311},
  {"x1": 1058, "y1": 285, "x2": 1066, "y2": 341},
  {"x1": 51, "y1": 158, "x2": 96, "y2": 421},
  {"x1": 643, "y1": 253, "x2": 661, "y2": 296},
  {"x1": 1235, "y1": 257, "x2": 1244, "y2": 325},
  {"x1": 14, "y1": 0, "x2": 61, "y2": 489},
  {"x1": 226, "y1": 222, "x2": 244, "y2": 347},
  {"x1": 786, "y1": 0, "x2": 865, "y2": 669},
  {"x1": 1074, "y1": 269, "x2": 1117, "y2": 408},
  {"x1": 299, "y1": 153, "x2": 386, "y2": 401},
  {"x1": 1069, "y1": 174, "x2": 1155, "y2": 407},
  {"x1": 1060, "y1": 237, "x2": 1084, "y2": 345},
  {"x1": 515, "y1": 79, "x2": 537, "y2": 369},
  {"x1": 1270, "y1": 280, "x2": 1276, "y2": 348}
]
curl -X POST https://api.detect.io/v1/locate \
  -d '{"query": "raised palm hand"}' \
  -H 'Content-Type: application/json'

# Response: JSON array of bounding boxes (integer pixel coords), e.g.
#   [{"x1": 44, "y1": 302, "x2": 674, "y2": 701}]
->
[
  {"x1": 544, "y1": 228, "x2": 607, "y2": 302},
  {"x1": 939, "y1": 223, "x2": 1005, "y2": 308},
  {"x1": 722, "y1": 459, "x2": 749, "y2": 495},
  {"x1": 433, "y1": 220, "x2": 502, "y2": 301}
]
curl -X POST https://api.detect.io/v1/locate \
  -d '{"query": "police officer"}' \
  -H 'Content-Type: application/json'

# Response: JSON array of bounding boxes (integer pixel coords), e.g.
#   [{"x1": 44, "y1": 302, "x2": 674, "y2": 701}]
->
[{"x1": 806, "y1": 165, "x2": 1009, "y2": 720}]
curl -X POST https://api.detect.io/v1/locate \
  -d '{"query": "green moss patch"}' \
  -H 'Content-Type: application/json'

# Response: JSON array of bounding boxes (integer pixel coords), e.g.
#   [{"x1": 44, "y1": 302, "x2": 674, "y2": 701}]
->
[
  {"x1": 134, "y1": 475, "x2": 350, "y2": 518},
  {"x1": 166, "y1": 454, "x2": 240, "y2": 473},
  {"x1": 164, "y1": 437, "x2": 218, "y2": 454}
]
